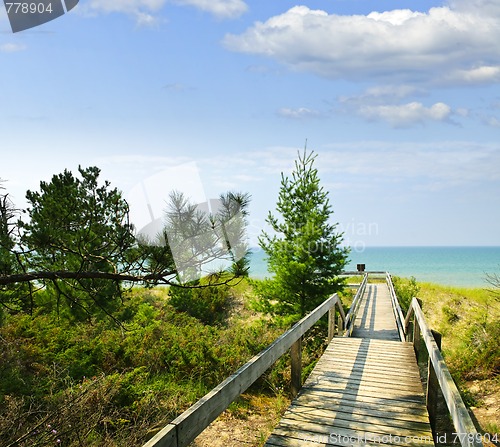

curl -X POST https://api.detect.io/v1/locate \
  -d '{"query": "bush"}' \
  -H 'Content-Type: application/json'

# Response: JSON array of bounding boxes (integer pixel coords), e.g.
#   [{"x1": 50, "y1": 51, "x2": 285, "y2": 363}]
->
[
  {"x1": 169, "y1": 284, "x2": 231, "y2": 325},
  {"x1": 392, "y1": 276, "x2": 420, "y2": 313},
  {"x1": 450, "y1": 319, "x2": 500, "y2": 380},
  {"x1": 0, "y1": 287, "x2": 285, "y2": 446}
]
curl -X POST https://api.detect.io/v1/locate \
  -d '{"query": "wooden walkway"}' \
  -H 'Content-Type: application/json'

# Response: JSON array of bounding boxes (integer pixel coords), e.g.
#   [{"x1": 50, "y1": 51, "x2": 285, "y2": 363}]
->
[
  {"x1": 265, "y1": 283, "x2": 435, "y2": 447},
  {"x1": 352, "y1": 284, "x2": 400, "y2": 341}
]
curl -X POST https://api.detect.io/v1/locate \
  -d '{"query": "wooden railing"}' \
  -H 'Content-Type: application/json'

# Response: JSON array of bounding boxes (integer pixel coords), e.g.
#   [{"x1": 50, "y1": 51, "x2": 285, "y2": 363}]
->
[
  {"x1": 343, "y1": 273, "x2": 368, "y2": 336},
  {"x1": 404, "y1": 297, "x2": 483, "y2": 447},
  {"x1": 143, "y1": 292, "x2": 346, "y2": 447},
  {"x1": 386, "y1": 272, "x2": 406, "y2": 341}
]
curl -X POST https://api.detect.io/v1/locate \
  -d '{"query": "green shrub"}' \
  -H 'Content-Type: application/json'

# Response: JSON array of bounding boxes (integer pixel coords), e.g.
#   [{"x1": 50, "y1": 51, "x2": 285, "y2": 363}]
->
[
  {"x1": 169, "y1": 284, "x2": 230, "y2": 325},
  {"x1": 450, "y1": 319, "x2": 500, "y2": 380},
  {"x1": 392, "y1": 276, "x2": 420, "y2": 313},
  {"x1": 0, "y1": 285, "x2": 287, "y2": 446}
]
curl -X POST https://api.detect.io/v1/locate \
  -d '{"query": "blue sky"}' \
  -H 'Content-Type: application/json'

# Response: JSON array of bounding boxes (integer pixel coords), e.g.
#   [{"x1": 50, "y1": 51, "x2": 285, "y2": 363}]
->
[{"x1": 1, "y1": 0, "x2": 500, "y2": 248}]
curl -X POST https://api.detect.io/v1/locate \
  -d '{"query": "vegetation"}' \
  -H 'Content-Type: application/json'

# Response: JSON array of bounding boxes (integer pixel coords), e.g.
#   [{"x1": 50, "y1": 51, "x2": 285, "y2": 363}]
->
[
  {"x1": 0, "y1": 168, "x2": 269, "y2": 446},
  {"x1": 392, "y1": 275, "x2": 420, "y2": 313},
  {"x1": 0, "y1": 161, "x2": 339, "y2": 447},
  {"x1": 394, "y1": 276, "x2": 499, "y2": 381},
  {"x1": 393, "y1": 276, "x2": 499, "y2": 436},
  {"x1": 254, "y1": 150, "x2": 349, "y2": 319},
  {"x1": 0, "y1": 282, "x2": 294, "y2": 447},
  {"x1": 0, "y1": 168, "x2": 250, "y2": 320}
]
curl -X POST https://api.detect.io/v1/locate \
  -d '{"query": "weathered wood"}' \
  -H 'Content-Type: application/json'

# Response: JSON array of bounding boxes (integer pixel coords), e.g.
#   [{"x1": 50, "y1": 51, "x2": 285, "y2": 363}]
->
[
  {"x1": 143, "y1": 293, "x2": 343, "y2": 447},
  {"x1": 265, "y1": 336, "x2": 434, "y2": 447},
  {"x1": 343, "y1": 273, "x2": 368, "y2": 336},
  {"x1": 296, "y1": 387, "x2": 430, "y2": 412},
  {"x1": 142, "y1": 424, "x2": 177, "y2": 447},
  {"x1": 290, "y1": 336, "x2": 302, "y2": 397},
  {"x1": 427, "y1": 330, "x2": 442, "y2": 435},
  {"x1": 386, "y1": 272, "x2": 406, "y2": 341},
  {"x1": 412, "y1": 298, "x2": 423, "y2": 359},
  {"x1": 350, "y1": 283, "x2": 400, "y2": 340},
  {"x1": 409, "y1": 298, "x2": 483, "y2": 447},
  {"x1": 291, "y1": 395, "x2": 431, "y2": 422}
]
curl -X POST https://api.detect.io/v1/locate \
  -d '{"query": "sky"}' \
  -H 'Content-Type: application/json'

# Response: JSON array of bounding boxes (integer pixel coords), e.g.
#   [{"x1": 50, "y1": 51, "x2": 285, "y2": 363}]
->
[{"x1": 1, "y1": 0, "x2": 500, "y2": 249}]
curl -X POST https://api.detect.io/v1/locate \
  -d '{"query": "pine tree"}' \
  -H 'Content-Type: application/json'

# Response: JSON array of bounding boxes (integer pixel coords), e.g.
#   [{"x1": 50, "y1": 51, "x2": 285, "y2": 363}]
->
[{"x1": 256, "y1": 150, "x2": 349, "y2": 318}]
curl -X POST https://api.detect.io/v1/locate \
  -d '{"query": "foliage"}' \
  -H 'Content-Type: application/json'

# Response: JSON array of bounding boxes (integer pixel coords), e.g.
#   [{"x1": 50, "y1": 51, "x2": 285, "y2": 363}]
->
[
  {"x1": 392, "y1": 275, "x2": 420, "y2": 313},
  {"x1": 254, "y1": 150, "x2": 349, "y2": 318},
  {"x1": 0, "y1": 182, "x2": 16, "y2": 311},
  {"x1": 417, "y1": 282, "x2": 500, "y2": 380},
  {"x1": 0, "y1": 288, "x2": 284, "y2": 446},
  {"x1": 168, "y1": 283, "x2": 231, "y2": 325},
  {"x1": 0, "y1": 180, "x2": 15, "y2": 275},
  {"x1": 15, "y1": 166, "x2": 135, "y2": 320},
  {"x1": 1, "y1": 168, "x2": 251, "y2": 321},
  {"x1": 159, "y1": 190, "x2": 251, "y2": 283}
]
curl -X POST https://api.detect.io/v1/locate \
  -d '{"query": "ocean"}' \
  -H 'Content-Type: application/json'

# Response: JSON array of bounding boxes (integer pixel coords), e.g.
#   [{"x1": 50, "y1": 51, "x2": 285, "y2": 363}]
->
[{"x1": 248, "y1": 246, "x2": 500, "y2": 288}]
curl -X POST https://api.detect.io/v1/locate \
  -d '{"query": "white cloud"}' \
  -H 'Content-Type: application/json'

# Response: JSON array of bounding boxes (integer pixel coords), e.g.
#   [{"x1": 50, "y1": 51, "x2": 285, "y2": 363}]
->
[
  {"x1": 485, "y1": 116, "x2": 500, "y2": 128},
  {"x1": 172, "y1": 0, "x2": 247, "y2": 19},
  {"x1": 358, "y1": 102, "x2": 452, "y2": 128},
  {"x1": 88, "y1": 0, "x2": 163, "y2": 14},
  {"x1": 446, "y1": 66, "x2": 500, "y2": 84},
  {"x1": 277, "y1": 107, "x2": 321, "y2": 119},
  {"x1": 85, "y1": 0, "x2": 247, "y2": 24},
  {"x1": 163, "y1": 82, "x2": 196, "y2": 92},
  {"x1": 223, "y1": 4, "x2": 500, "y2": 86},
  {"x1": 0, "y1": 43, "x2": 27, "y2": 53}
]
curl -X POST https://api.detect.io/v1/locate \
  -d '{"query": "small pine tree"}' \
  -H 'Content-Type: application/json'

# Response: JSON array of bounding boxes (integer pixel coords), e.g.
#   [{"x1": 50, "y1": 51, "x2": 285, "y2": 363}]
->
[{"x1": 255, "y1": 149, "x2": 349, "y2": 318}]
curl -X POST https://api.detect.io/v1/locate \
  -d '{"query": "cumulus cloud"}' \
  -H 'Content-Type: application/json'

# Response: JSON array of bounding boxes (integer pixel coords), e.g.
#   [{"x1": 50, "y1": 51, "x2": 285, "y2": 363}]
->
[
  {"x1": 223, "y1": 4, "x2": 500, "y2": 86},
  {"x1": 358, "y1": 102, "x2": 452, "y2": 128},
  {"x1": 277, "y1": 107, "x2": 321, "y2": 119}
]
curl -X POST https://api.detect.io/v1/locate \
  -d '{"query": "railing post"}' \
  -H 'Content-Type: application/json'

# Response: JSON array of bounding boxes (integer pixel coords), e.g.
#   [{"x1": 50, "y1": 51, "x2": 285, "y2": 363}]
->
[
  {"x1": 328, "y1": 306, "x2": 335, "y2": 342},
  {"x1": 290, "y1": 336, "x2": 302, "y2": 397},
  {"x1": 427, "y1": 330, "x2": 442, "y2": 437},
  {"x1": 412, "y1": 298, "x2": 422, "y2": 360},
  {"x1": 337, "y1": 313, "x2": 344, "y2": 336}
]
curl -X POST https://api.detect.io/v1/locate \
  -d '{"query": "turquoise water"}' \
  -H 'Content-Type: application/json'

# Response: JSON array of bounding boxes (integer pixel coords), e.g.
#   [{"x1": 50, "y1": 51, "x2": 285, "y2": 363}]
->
[{"x1": 249, "y1": 246, "x2": 500, "y2": 288}]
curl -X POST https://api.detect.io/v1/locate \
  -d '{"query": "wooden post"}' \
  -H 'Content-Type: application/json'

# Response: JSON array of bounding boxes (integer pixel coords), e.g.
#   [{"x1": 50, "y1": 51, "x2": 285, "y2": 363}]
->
[
  {"x1": 328, "y1": 307, "x2": 335, "y2": 342},
  {"x1": 427, "y1": 330, "x2": 442, "y2": 436},
  {"x1": 291, "y1": 336, "x2": 302, "y2": 397},
  {"x1": 413, "y1": 298, "x2": 422, "y2": 360},
  {"x1": 338, "y1": 314, "x2": 343, "y2": 336}
]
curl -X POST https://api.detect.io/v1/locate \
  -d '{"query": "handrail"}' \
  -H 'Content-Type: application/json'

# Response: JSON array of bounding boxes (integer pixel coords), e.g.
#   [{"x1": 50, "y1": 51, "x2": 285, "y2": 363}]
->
[
  {"x1": 386, "y1": 273, "x2": 406, "y2": 341},
  {"x1": 143, "y1": 292, "x2": 346, "y2": 447},
  {"x1": 343, "y1": 273, "x2": 368, "y2": 337},
  {"x1": 405, "y1": 297, "x2": 483, "y2": 447}
]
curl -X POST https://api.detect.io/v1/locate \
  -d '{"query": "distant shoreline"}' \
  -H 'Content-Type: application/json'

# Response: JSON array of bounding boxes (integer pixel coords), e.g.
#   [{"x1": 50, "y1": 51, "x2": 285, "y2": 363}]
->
[{"x1": 248, "y1": 246, "x2": 499, "y2": 289}]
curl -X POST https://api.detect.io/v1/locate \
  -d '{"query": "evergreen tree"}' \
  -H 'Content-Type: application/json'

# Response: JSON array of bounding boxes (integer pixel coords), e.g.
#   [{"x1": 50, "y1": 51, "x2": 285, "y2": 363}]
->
[
  {"x1": 19, "y1": 166, "x2": 136, "y2": 319},
  {"x1": 256, "y1": 150, "x2": 349, "y2": 318}
]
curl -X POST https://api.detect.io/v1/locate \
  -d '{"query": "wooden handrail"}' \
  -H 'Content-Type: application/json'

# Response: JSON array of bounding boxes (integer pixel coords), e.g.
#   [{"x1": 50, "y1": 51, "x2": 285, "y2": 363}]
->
[
  {"x1": 386, "y1": 273, "x2": 406, "y2": 341},
  {"x1": 143, "y1": 293, "x2": 346, "y2": 447},
  {"x1": 343, "y1": 273, "x2": 368, "y2": 337},
  {"x1": 405, "y1": 297, "x2": 483, "y2": 447}
]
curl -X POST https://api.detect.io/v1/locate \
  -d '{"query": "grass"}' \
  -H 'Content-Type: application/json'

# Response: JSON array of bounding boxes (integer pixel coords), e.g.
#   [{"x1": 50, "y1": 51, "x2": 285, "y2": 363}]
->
[{"x1": 394, "y1": 277, "x2": 500, "y2": 437}]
